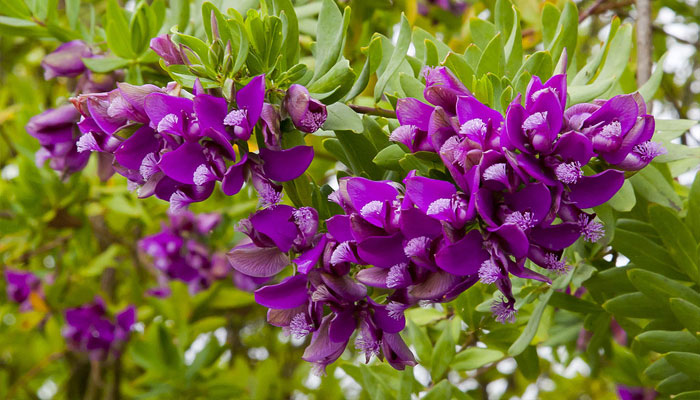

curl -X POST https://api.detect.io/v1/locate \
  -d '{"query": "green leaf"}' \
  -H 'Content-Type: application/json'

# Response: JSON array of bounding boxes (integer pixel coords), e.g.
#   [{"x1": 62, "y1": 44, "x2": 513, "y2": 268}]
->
[
  {"x1": 540, "y1": 3, "x2": 560, "y2": 49},
  {"x1": 508, "y1": 288, "x2": 555, "y2": 356},
  {"x1": 105, "y1": 0, "x2": 134, "y2": 58},
  {"x1": 468, "y1": 18, "x2": 497, "y2": 51},
  {"x1": 0, "y1": 16, "x2": 49, "y2": 37},
  {"x1": 65, "y1": 0, "x2": 80, "y2": 29},
  {"x1": 407, "y1": 319, "x2": 432, "y2": 365},
  {"x1": 649, "y1": 205, "x2": 700, "y2": 284},
  {"x1": 185, "y1": 335, "x2": 224, "y2": 380},
  {"x1": 637, "y1": 331, "x2": 700, "y2": 353},
  {"x1": 666, "y1": 353, "x2": 700, "y2": 379},
  {"x1": 688, "y1": 171, "x2": 700, "y2": 242},
  {"x1": 82, "y1": 56, "x2": 130, "y2": 73},
  {"x1": 669, "y1": 298, "x2": 700, "y2": 333},
  {"x1": 596, "y1": 23, "x2": 633, "y2": 84},
  {"x1": 399, "y1": 72, "x2": 426, "y2": 102},
  {"x1": 322, "y1": 103, "x2": 363, "y2": 133},
  {"x1": 423, "y1": 380, "x2": 452, "y2": 400},
  {"x1": 572, "y1": 17, "x2": 620, "y2": 85},
  {"x1": 335, "y1": 130, "x2": 383, "y2": 179},
  {"x1": 430, "y1": 322, "x2": 455, "y2": 380},
  {"x1": 514, "y1": 345, "x2": 540, "y2": 380},
  {"x1": 674, "y1": 391, "x2": 700, "y2": 399},
  {"x1": 451, "y1": 348, "x2": 503, "y2": 370},
  {"x1": 644, "y1": 357, "x2": 677, "y2": 380},
  {"x1": 477, "y1": 33, "x2": 503, "y2": 77},
  {"x1": 568, "y1": 77, "x2": 616, "y2": 105},
  {"x1": 548, "y1": 291, "x2": 602, "y2": 314},
  {"x1": 630, "y1": 164, "x2": 682, "y2": 210},
  {"x1": 373, "y1": 144, "x2": 406, "y2": 171},
  {"x1": 375, "y1": 14, "x2": 411, "y2": 101},
  {"x1": 603, "y1": 292, "x2": 669, "y2": 318},
  {"x1": 656, "y1": 373, "x2": 700, "y2": 394},
  {"x1": 312, "y1": 0, "x2": 349, "y2": 80},
  {"x1": 638, "y1": 53, "x2": 667, "y2": 102},
  {"x1": 627, "y1": 269, "x2": 700, "y2": 308},
  {"x1": 513, "y1": 51, "x2": 552, "y2": 95},
  {"x1": 606, "y1": 179, "x2": 636, "y2": 211}
]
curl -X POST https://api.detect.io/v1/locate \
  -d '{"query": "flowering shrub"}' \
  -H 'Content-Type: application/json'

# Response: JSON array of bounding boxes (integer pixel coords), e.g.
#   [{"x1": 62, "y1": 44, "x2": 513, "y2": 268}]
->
[{"x1": 2, "y1": 0, "x2": 700, "y2": 398}]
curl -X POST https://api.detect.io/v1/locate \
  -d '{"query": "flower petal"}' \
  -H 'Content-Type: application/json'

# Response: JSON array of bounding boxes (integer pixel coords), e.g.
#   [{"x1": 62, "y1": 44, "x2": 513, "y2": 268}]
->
[
  {"x1": 435, "y1": 230, "x2": 488, "y2": 276},
  {"x1": 259, "y1": 146, "x2": 314, "y2": 181},
  {"x1": 254, "y1": 275, "x2": 308, "y2": 309},
  {"x1": 568, "y1": 169, "x2": 625, "y2": 209},
  {"x1": 227, "y1": 242, "x2": 290, "y2": 277}
]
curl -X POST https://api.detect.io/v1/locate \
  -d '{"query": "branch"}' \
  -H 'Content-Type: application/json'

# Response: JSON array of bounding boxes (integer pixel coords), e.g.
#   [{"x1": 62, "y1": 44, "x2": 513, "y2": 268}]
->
[
  {"x1": 349, "y1": 104, "x2": 396, "y2": 119},
  {"x1": 636, "y1": 0, "x2": 653, "y2": 85}
]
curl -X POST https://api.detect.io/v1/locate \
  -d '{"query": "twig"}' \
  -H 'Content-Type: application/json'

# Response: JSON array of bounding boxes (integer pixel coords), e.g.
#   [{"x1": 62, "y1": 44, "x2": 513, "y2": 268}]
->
[
  {"x1": 636, "y1": 0, "x2": 653, "y2": 85},
  {"x1": 579, "y1": 0, "x2": 606, "y2": 22},
  {"x1": 348, "y1": 104, "x2": 397, "y2": 119}
]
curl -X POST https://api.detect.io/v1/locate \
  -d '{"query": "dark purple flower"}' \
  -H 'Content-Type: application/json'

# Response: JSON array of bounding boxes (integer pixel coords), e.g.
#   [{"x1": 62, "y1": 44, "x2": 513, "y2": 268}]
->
[
  {"x1": 62, "y1": 297, "x2": 135, "y2": 360},
  {"x1": 42, "y1": 40, "x2": 92, "y2": 80},
  {"x1": 26, "y1": 104, "x2": 89, "y2": 176},
  {"x1": 284, "y1": 84, "x2": 327, "y2": 133},
  {"x1": 139, "y1": 211, "x2": 229, "y2": 293},
  {"x1": 5, "y1": 269, "x2": 41, "y2": 311}
]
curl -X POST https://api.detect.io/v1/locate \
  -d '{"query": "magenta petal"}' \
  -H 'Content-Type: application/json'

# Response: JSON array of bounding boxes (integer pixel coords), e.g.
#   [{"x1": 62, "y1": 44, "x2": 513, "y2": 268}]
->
[
  {"x1": 227, "y1": 242, "x2": 290, "y2": 277},
  {"x1": 529, "y1": 222, "x2": 581, "y2": 250},
  {"x1": 158, "y1": 141, "x2": 208, "y2": 184},
  {"x1": 294, "y1": 235, "x2": 327, "y2": 274},
  {"x1": 585, "y1": 94, "x2": 639, "y2": 134},
  {"x1": 456, "y1": 95, "x2": 503, "y2": 126},
  {"x1": 382, "y1": 332, "x2": 417, "y2": 370},
  {"x1": 321, "y1": 273, "x2": 367, "y2": 301},
  {"x1": 237, "y1": 74, "x2": 265, "y2": 127},
  {"x1": 404, "y1": 175, "x2": 456, "y2": 214},
  {"x1": 329, "y1": 310, "x2": 356, "y2": 343},
  {"x1": 254, "y1": 275, "x2": 308, "y2": 309},
  {"x1": 604, "y1": 116, "x2": 655, "y2": 165},
  {"x1": 409, "y1": 270, "x2": 459, "y2": 300},
  {"x1": 355, "y1": 267, "x2": 390, "y2": 288},
  {"x1": 259, "y1": 146, "x2": 313, "y2": 181},
  {"x1": 505, "y1": 102, "x2": 528, "y2": 153},
  {"x1": 568, "y1": 169, "x2": 624, "y2": 209},
  {"x1": 195, "y1": 94, "x2": 228, "y2": 138},
  {"x1": 508, "y1": 260, "x2": 551, "y2": 283},
  {"x1": 396, "y1": 98, "x2": 433, "y2": 131},
  {"x1": 302, "y1": 315, "x2": 347, "y2": 367},
  {"x1": 221, "y1": 154, "x2": 248, "y2": 196},
  {"x1": 504, "y1": 183, "x2": 551, "y2": 224},
  {"x1": 553, "y1": 131, "x2": 594, "y2": 165},
  {"x1": 399, "y1": 208, "x2": 443, "y2": 239},
  {"x1": 346, "y1": 177, "x2": 399, "y2": 212},
  {"x1": 249, "y1": 205, "x2": 298, "y2": 252},
  {"x1": 114, "y1": 126, "x2": 159, "y2": 170},
  {"x1": 435, "y1": 230, "x2": 488, "y2": 276},
  {"x1": 372, "y1": 304, "x2": 405, "y2": 333},
  {"x1": 326, "y1": 215, "x2": 354, "y2": 242},
  {"x1": 357, "y1": 233, "x2": 408, "y2": 268},
  {"x1": 144, "y1": 93, "x2": 194, "y2": 128},
  {"x1": 492, "y1": 224, "x2": 529, "y2": 259}
]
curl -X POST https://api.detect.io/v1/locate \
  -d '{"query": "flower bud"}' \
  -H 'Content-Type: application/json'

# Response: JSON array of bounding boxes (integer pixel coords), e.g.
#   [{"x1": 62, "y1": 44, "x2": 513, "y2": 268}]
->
[
  {"x1": 284, "y1": 84, "x2": 327, "y2": 133},
  {"x1": 150, "y1": 34, "x2": 184, "y2": 66}
]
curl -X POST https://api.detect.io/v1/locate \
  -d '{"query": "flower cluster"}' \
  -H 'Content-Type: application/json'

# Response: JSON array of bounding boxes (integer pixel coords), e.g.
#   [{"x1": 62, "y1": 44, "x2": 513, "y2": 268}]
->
[
  {"x1": 27, "y1": 40, "x2": 122, "y2": 178},
  {"x1": 226, "y1": 67, "x2": 664, "y2": 372},
  {"x1": 4, "y1": 269, "x2": 42, "y2": 311},
  {"x1": 140, "y1": 211, "x2": 266, "y2": 294},
  {"x1": 62, "y1": 297, "x2": 135, "y2": 360},
  {"x1": 71, "y1": 70, "x2": 323, "y2": 210}
]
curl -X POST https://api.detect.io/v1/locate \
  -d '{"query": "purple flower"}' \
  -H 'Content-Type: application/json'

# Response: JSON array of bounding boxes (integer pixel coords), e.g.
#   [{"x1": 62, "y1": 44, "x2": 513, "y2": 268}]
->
[
  {"x1": 139, "y1": 211, "x2": 231, "y2": 293},
  {"x1": 150, "y1": 34, "x2": 184, "y2": 66},
  {"x1": 26, "y1": 104, "x2": 89, "y2": 176},
  {"x1": 62, "y1": 298, "x2": 135, "y2": 360},
  {"x1": 42, "y1": 40, "x2": 92, "y2": 80},
  {"x1": 5, "y1": 270, "x2": 41, "y2": 311},
  {"x1": 284, "y1": 84, "x2": 328, "y2": 133}
]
